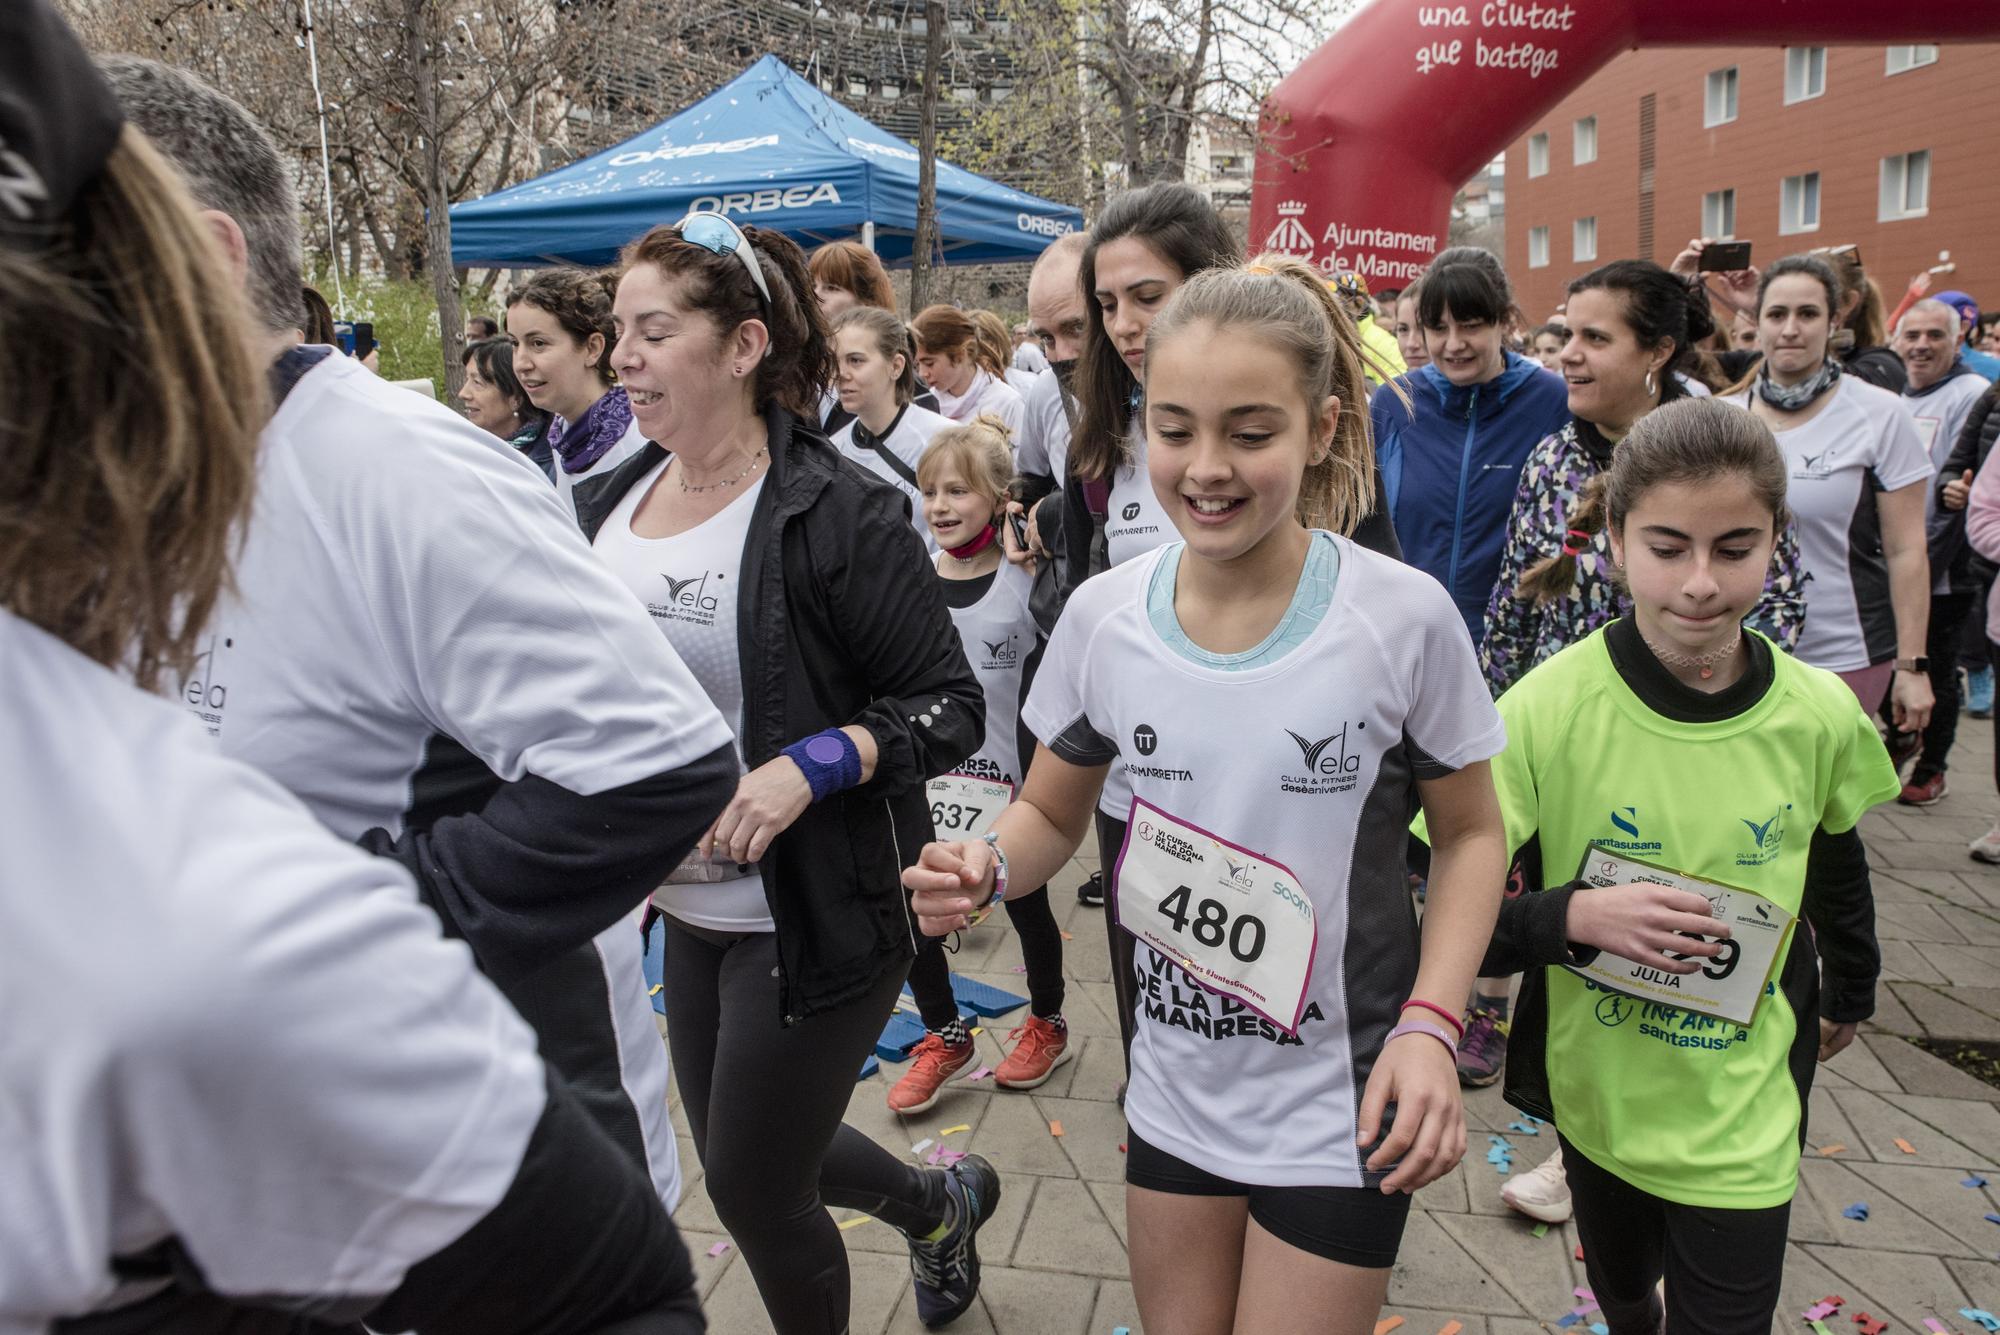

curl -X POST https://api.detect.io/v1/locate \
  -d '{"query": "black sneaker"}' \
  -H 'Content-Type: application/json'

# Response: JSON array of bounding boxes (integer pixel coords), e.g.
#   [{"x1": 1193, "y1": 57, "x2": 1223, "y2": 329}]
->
[
  {"x1": 1077, "y1": 870, "x2": 1105, "y2": 907},
  {"x1": 907, "y1": 1153, "x2": 1000, "y2": 1328}
]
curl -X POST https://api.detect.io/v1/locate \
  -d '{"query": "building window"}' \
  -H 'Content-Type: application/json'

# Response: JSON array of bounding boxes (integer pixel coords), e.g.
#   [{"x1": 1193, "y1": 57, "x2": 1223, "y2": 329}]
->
[
  {"x1": 1702, "y1": 188, "x2": 1737, "y2": 239},
  {"x1": 1573, "y1": 116, "x2": 1597, "y2": 166},
  {"x1": 1784, "y1": 47, "x2": 1827, "y2": 104},
  {"x1": 1704, "y1": 67, "x2": 1738, "y2": 127},
  {"x1": 1527, "y1": 132, "x2": 1549, "y2": 178},
  {"x1": 950, "y1": 85, "x2": 976, "y2": 103},
  {"x1": 1880, "y1": 150, "x2": 1931, "y2": 221},
  {"x1": 847, "y1": 79, "x2": 868, "y2": 98},
  {"x1": 881, "y1": 81, "x2": 901, "y2": 100},
  {"x1": 1780, "y1": 172, "x2": 1821, "y2": 234},
  {"x1": 1573, "y1": 216, "x2": 1597, "y2": 263},
  {"x1": 1528, "y1": 226, "x2": 1550, "y2": 269},
  {"x1": 989, "y1": 84, "x2": 1012, "y2": 103},
  {"x1": 1886, "y1": 45, "x2": 1939, "y2": 75}
]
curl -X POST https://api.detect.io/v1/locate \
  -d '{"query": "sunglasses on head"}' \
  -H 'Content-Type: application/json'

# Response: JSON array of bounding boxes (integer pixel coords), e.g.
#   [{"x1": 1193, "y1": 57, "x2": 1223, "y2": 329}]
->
[{"x1": 675, "y1": 211, "x2": 773, "y2": 306}]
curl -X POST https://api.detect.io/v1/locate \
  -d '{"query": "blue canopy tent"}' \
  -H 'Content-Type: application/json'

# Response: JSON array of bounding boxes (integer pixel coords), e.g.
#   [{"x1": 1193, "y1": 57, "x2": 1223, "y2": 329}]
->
[{"x1": 449, "y1": 55, "x2": 1083, "y2": 269}]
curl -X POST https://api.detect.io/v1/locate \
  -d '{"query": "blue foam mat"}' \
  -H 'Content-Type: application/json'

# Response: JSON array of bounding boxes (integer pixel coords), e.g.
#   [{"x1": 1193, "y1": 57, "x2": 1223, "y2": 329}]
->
[{"x1": 949, "y1": 974, "x2": 1029, "y2": 1017}]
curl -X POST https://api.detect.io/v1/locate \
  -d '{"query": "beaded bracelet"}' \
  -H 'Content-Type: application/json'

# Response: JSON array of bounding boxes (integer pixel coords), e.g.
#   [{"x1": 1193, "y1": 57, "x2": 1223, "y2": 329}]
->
[
  {"x1": 1400, "y1": 998, "x2": 1466, "y2": 1040},
  {"x1": 1384, "y1": 1020, "x2": 1458, "y2": 1056}
]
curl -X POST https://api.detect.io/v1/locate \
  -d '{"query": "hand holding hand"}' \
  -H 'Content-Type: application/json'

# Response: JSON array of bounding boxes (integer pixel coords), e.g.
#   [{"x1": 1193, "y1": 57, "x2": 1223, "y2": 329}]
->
[{"x1": 901, "y1": 839, "x2": 995, "y2": 936}]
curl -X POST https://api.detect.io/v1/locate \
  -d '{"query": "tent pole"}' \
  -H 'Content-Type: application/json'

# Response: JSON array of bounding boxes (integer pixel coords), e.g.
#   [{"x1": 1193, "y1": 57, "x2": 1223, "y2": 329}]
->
[{"x1": 862, "y1": 220, "x2": 876, "y2": 253}]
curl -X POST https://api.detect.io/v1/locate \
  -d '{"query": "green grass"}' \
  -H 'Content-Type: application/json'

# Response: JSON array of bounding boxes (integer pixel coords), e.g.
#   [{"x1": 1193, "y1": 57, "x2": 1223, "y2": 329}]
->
[{"x1": 310, "y1": 272, "x2": 449, "y2": 393}]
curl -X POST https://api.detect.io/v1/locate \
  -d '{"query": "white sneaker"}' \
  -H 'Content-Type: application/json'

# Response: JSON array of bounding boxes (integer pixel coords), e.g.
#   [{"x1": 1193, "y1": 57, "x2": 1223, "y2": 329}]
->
[
  {"x1": 1499, "y1": 1146, "x2": 1572, "y2": 1223},
  {"x1": 1971, "y1": 823, "x2": 2000, "y2": 865}
]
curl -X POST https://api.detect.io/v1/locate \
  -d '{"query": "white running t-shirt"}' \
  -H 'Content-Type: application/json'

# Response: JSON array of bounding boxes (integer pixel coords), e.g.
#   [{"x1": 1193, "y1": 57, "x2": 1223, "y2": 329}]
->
[
  {"x1": 833, "y1": 404, "x2": 951, "y2": 551},
  {"x1": 936, "y1": 557, "x2": 1038, "y2": 787},
  {"x1": 1096, "y1": 416, "x2": 1178, "y2": 817},
  {"x1": 932, "y1": 368, "x2": 1026, "y2": 436},
  {"x1": 1024, "y1": 539, "x2": 1506, "y2": 1186},
  {"x1": 1728, "y1": 377, "x2": 1934, "y2": 671},
  {"x1": 597, "y1": 461, "x2": 775, "y2": 932},
  {"x1": 188, "y1": 354, "x2": 732, "y2": 1212},
  {"x1": 2, "y1": 609, "x2": 546, "y2": 1329}
]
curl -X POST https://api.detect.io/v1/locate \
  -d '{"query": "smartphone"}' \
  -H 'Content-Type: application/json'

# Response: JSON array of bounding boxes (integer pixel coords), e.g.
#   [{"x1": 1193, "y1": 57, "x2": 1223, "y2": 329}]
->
[
  {"x1": 1698, "y1": 241, "x2": 1753, "y2": 272},
  {"x1": 333, "y1": 320, "x2": 356, "y2": 356},
  {"x1": 1006, "y1": 507, "x2": 1030, "y2": 553},
  {"x1": 352, "y1": 321, "x2": 377, "y2": 361}
]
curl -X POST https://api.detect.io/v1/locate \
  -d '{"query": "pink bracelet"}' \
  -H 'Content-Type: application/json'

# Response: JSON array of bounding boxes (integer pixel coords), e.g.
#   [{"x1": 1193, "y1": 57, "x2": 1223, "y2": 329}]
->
[
  {"x1": 1385, "y1": 1020, "x2": 1458, "y2": 1056},
  {"x1": 1400, "y1": 999, "x2": 1466, "y2": 1039}
]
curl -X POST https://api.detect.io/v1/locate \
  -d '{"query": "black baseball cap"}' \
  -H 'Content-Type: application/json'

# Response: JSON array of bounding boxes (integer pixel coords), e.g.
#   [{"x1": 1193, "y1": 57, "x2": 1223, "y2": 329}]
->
[{"x1": 0, "y1": 0, "x2": 125, "y2": 245}]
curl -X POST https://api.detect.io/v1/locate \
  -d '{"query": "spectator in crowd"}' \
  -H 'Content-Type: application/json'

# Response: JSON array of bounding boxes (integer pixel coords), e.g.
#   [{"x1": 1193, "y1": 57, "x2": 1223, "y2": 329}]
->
[
  {"x1": 807, "y1": 238, "x2": 896, "y2": 319},
  {"x1": 1937, "y1": 290, "x2": 2000, "y2": 382},
  {"x1": 466, "y1": 313, "x2": 500, "y2": 340},
  {"x1": 973, "y1": 307, "x2": 1039, "y2": 396},
  {"x1": 460, "y1": 335, "x2": 554, "y2": 480},
  {"x1": 1890, "y1": 299, "x2": 2000, "y2": 804},
  {"x1": 827, "y1": 305, "x2": 952, "y2": 550},
  {"x1": 1393, "y1": 280, "x2": 1431, "y2": 370},
  {"x1": 301, "y1": 283, "x2": 336, "y2": 345},
  {"x1": 1333, "y1": 270, "x2": 1408, "y2": 388},
  {"x1": 1816, "y1": 246, "x2": 1906, "y2": 393},
  {"x1": 914, "y1": 303, "x2": 1026, "y2": 434},
  {"x1": 1527, "y1": 322, "x2": 1566, "y2": 371}
]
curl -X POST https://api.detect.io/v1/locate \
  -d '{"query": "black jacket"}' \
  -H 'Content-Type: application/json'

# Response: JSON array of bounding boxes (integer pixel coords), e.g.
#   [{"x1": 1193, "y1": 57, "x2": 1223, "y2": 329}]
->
[
  {"x1": 575, "y1": 408, "x2": 984, "y2": 1023},
  {"x1": 1939, "y1": 383, "x2": 2000, "y2": 591}
]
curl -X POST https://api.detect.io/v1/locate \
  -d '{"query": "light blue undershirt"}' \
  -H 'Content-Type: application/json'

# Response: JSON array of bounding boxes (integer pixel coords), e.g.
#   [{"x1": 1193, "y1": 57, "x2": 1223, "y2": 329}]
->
[{"x1": 1146, "y1": 532, "x2": 1340, "y2": 671}]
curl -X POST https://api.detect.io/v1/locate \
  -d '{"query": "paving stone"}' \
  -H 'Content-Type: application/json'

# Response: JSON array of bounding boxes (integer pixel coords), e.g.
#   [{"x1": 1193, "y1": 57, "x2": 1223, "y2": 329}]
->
[
  {"x1": 1823, "y1": 1033, "x2": 1902, "y2": 1092},
  {"x1": 1008, "y1": 1175, "x2": 1129, "y2": 1278},
  {"x1": 1881, "y1": 937, "x2": 1954, "y2": 983},
  {"x1": 1879, "y1": 1091, "x2": 2000, "y2": 1169},
  {"x1": 1798, "y1": 1156, "x2": 1980, "y2": 1257},
  {"x1": 1944, "y1": 1257, "x2": 2000, "y2": 1320},
  {"x1": 1432, "y1": 1210, "x2": 1582, "y2": 1320},
  {"x1": 962, "y1": 1079, "x2": 1077, "y2": 1178},
  {"x1": 1876, "y1": 899, "x2": 1973, "y2": 942},
  {"x1": 1917, "y1": 940, "x2": 2000, "y2": 989},
  {"x1": 1806, "y1": 1085, "x2": 1874, "y2": 1164},
  {"x1": 679, "y1": 1228, "x2": 738, "y2": 1302},
  {"x1": 845, "y1": 1060, "x2": 995, "y2": 1148},
  {"x1": 1950, "y1": 986, "x2": 2000, "y2": 1019},
  {"x1": 1061, "y1": 1034, "x2": 1128, "y2": 1103},
  {"x1": 1380, "y1": 1310, "x2": 1491, "y2": 1334},
  {"x1": 1833, "y1": 1086, "x2": 1999, "y2": 1170},
  {"x1": 902, "y1": 1266, "x2": 1096, "y2": 1335},
  {"x1": 1898, "y1": 982, "x2": 2000, "y2": 1042},
  {"x1": 1386, "y1": 1208, "x2": 1528, "y2": 1316},
  {"x1": 702, "y1": 1243, "x2": 907, "y2": 1334},
  {"x1": 1414, "y1": 1163, "x2": 1471, "y2": 1214},
  {"x1": 1035, "y1": 1093, "x2": 1129, "y2": 1183},
  {"x1": 1877, "y1": 840, "x2": 1995, "y2": 873},
  {"x1": 1864, "y1": 1032, "x2": 2000, "y2": 1102},
  {"x1": 1849, "y1": 1159, "x2": 2000, "y2": 1256},
  {"x1": 1085, "y1": 1179, "x2": 1128, "y2": 1246},
  {"x1": 1798, "y1": 1243, "x2": 1973, "y2": 1331},
  {"x1": 1086, "y1": 1278, "x2": 1141, "y2": 1335},
  {"x1": 1950, "y1": 905, "x2": 2000, "y2": 945},
  {"x1": 1863, "y1": 983, "x2": 1930, "y2": 1038},
  {"x1": 1779, "y1": 1239, "x2": 1882, "y2": 1335}
]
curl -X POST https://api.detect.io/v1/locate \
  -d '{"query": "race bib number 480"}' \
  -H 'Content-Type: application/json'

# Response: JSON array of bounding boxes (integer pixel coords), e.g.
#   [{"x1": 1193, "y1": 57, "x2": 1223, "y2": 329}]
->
[
  {"x1": 1113, "y1": 798, "x2": 1317, "y2": 1034},
  {"x1": 1568, "y1": 846, "x2": 1796, "y2": 1026},
  {"x1": 927, "y1": 774, "x2": 1013, "y2": 840}
]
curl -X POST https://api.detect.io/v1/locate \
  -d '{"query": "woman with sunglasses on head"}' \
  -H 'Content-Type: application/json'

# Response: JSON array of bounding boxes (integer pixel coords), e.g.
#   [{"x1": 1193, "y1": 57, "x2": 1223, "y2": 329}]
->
[
  {"x1": 460, "y1": 336, "x2": 555, "y2": 480},
  {"x1": 1727, "y1": 255, "x2": 1934, "y2": 733},
  {"x1": 507, "y1": 267, "x2": 646, "y2": 515},
  {"x1": 579, "y1": 213, "x2": 996, "y2": 1334}
]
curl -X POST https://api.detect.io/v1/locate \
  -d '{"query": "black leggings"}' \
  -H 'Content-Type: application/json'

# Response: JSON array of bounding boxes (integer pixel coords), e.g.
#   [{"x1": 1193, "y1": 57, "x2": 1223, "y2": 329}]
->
[
  {"x1": 909, "y1": 885, "x2": 1066, "y2": 1027},
  {"x1": 1096, "y1": 810, "x2": 1140, "y2": 1066},
  {"x1": 1560, "y1": 1134, "x2": 1790, "y2": 1335},
  {"x1": 663, "y1": 921, "x2": 950, "y2": 1335}
]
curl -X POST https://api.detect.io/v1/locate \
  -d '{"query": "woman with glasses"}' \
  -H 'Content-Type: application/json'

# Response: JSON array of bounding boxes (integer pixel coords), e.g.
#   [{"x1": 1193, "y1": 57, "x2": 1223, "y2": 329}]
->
[
  {"x1": 460, "y1": 336, "x2": 555, "y2": 480},
  {"x1": 577, "y1": 214, "x2": 996, "y2": 1335}
]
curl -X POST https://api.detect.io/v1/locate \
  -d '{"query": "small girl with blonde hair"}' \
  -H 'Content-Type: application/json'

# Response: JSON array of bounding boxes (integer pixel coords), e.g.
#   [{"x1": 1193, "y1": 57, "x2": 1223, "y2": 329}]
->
[{"x1": 885, "y1": 415, "x2": 1074, "y2": 1112}]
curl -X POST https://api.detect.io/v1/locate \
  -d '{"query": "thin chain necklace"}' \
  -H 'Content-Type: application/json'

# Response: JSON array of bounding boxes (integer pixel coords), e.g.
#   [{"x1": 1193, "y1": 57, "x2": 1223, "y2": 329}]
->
[
  {"x1": 677, "y1": 447, "x2": 767, "y2": 494},
  {"x1": 1641, "y1": 628, "x2": 1742, "y2": 681}
]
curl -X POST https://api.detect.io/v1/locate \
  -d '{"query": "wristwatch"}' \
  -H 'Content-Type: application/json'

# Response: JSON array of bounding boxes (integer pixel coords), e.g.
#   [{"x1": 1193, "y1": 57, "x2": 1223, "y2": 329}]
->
[{"x1": 1896, "y1": 656, "x2": 1930, "y2": 672}]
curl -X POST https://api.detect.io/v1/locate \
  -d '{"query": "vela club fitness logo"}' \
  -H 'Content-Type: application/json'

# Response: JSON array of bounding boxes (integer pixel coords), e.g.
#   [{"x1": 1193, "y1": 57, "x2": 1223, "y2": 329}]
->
[
  {"x1": 649, "y1": 570, "x2": 723, "y2": 626},
  {"x1": 979, "y1": 634, "x2": 1019, "y2": 670},
  {"x1": 1736, "y1": 804, "x2": 1791, "y2": 868},
  {"x1": 1280, "y1": 722, "x2": 1365, "y2": 796}
]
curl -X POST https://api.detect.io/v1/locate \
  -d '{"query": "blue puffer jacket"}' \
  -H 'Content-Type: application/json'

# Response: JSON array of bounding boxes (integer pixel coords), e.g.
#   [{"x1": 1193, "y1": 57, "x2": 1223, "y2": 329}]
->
[{"x1": 1371, "y1": 351, "x2": 1570, "y2": 640}]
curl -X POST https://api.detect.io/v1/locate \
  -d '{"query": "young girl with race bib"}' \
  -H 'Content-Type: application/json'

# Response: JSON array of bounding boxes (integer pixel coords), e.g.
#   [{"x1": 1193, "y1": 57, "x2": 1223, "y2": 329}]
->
[
  {"x1": 1451, "y1": 397, "x2": 1897, "y2": 1334},
  {"x1": 886, "y1": 416, "x2": 1073, "y2": 1115},
  {"x1": 905, "y1": 258, "x2": 1511, "y2": 1335}
]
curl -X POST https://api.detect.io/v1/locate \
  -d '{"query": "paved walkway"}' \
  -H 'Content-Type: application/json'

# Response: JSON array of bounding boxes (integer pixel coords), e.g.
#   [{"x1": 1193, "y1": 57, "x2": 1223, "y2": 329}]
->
[{"x1": 667, "y1": 720, "x2": 2000, "y2": 1334}]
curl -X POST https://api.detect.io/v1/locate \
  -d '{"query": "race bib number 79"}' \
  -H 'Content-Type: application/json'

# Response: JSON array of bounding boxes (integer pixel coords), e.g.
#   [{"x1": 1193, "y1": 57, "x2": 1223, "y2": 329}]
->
[{"x1": 1113, "y1": 798, "x2": 1317, "y2": 1034}]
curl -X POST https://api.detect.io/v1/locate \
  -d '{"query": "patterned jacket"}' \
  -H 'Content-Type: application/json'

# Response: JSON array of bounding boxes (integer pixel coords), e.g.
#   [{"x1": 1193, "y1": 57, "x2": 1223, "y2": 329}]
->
[{"x1": 1479, "y1": 416, "x2": 1809, "y2": 697}]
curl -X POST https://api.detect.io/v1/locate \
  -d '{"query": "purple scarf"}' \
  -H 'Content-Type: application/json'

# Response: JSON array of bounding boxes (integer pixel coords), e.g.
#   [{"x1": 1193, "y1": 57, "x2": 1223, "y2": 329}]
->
[{"x1": 548, "y1": 385, "x2": 633, "y2": 475}]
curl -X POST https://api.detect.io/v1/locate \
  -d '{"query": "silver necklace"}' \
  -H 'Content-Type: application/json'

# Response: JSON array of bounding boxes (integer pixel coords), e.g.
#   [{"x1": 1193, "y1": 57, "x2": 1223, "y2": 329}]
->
[
  {"x1": 678, "y1": 447, "x2": 767, "y2": 494},
  {"x1": 1641, "y1": 628, "x2": 1741, "y2": 681}
]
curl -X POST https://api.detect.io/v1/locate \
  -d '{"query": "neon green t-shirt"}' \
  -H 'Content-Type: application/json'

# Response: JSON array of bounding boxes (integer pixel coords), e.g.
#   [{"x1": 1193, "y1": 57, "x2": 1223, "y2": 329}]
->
[{"x1": 1488, "y1": 628, "x2": 1898, "y2": 1208}]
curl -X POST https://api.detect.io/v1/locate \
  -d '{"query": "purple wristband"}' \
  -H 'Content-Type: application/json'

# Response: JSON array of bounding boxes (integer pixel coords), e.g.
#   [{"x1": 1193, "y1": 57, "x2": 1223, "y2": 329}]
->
[
  {"x1": 783, "y1": 728, "x2": 862, "y2": 803},
  {"x1": 1384, "y1": 1020, "x2": 1457, "y2": 1056}
]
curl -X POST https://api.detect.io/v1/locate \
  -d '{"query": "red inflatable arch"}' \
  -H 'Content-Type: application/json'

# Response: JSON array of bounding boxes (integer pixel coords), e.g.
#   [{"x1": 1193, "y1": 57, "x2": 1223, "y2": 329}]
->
[{"x1": 1251, "y1": 1, "x2": 2000, "y2": 284}]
